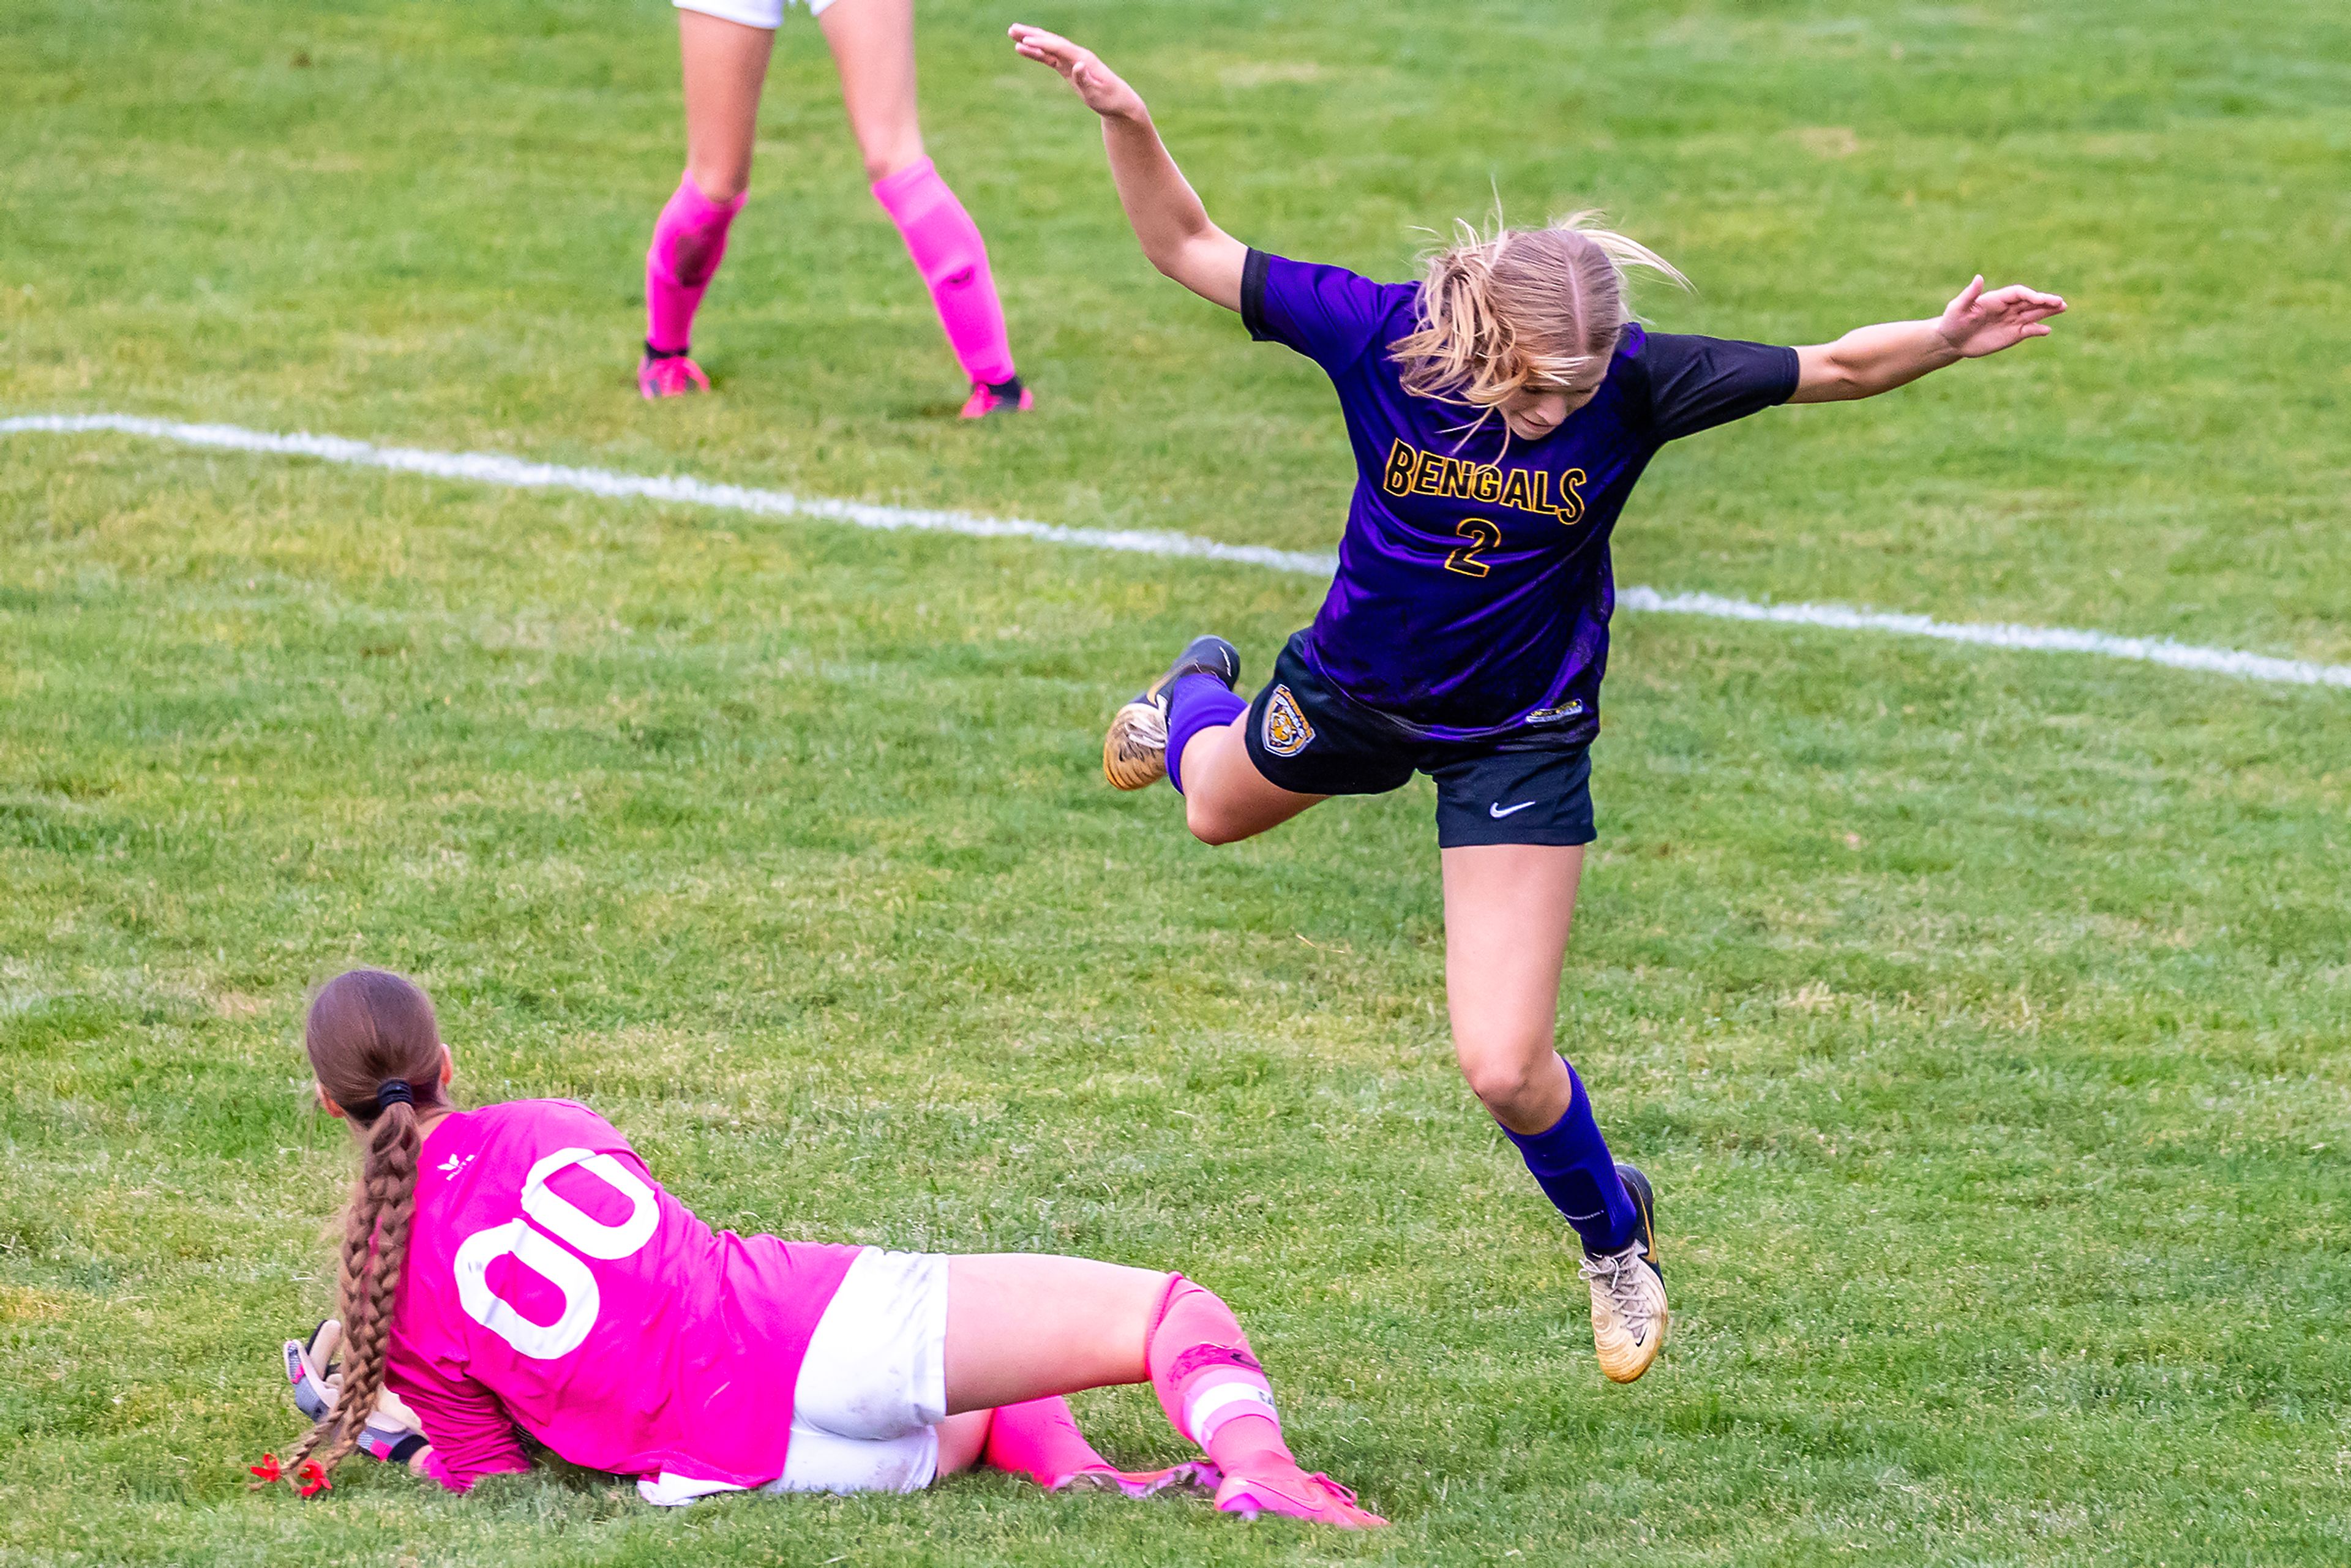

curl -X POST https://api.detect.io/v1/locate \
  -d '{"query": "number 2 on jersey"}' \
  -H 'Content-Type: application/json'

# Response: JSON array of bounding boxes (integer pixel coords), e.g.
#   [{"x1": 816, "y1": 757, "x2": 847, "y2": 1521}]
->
[{"x1": 1444, "y1": 517, "x2": 1502, "y2": 578}]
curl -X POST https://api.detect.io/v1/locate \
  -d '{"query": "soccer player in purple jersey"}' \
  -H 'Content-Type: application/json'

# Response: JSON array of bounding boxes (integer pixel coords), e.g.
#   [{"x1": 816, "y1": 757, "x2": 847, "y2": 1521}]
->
[{"x1": 1012, "y1": 25, "x2": 2064, "y2": 1382}]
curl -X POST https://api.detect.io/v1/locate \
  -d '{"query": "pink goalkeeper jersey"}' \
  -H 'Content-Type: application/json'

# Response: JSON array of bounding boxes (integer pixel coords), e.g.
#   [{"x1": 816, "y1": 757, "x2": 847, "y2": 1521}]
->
[{"x1": 384, "y1": 1099, "x2": 861, "y2": 1492}]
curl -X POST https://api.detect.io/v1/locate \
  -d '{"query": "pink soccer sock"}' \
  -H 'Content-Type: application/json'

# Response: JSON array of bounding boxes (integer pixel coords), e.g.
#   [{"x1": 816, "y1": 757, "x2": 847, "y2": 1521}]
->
[
  {"x1": 981, "y1": 1397, "x2": 1115, "y2": 1488},
  {"x1": 870, "y1": 157, "x2": 1016, "y2": 387},
  {"x1": 644, "y1": 174, "x2": 746, "y2": 353},
  {"x1": 1146, "y1": 1275, "x2": 1294, "y2": 1472}
]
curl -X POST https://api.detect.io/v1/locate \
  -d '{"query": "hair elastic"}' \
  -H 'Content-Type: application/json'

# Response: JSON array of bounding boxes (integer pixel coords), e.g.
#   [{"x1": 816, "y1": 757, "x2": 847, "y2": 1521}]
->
[{"x1": 373, "y1": 1080, "x2": 415, "y2": 1110}]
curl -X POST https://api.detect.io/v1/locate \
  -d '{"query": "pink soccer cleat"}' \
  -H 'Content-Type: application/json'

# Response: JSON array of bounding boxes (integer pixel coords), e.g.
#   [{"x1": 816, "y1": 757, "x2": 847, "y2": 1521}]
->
[
  {"x1": 959, "y1": 375, "x2": 1033, "y2": 419},
  {"x1": 1213, "y1": 1465, "x2": 1387, "y2": 1528},
  {"x1": 637, "y1": 346, "x2": 710, "y2": 399},
  {"x1": 1048, "y1": 1460, "x2": 1220, "y2": 1498}
]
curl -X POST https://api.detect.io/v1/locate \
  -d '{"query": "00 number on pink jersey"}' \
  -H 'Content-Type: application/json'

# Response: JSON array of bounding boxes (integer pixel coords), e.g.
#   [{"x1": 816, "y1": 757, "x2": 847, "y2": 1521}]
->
[{"x1": 452, "y1": 1149, "x2": 659, "y2": 1359}]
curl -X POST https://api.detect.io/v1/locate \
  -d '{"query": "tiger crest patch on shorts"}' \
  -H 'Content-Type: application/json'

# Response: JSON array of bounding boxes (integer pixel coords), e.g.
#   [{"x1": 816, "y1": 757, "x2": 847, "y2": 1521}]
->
[{"x1": 1261, "y1": 684, "x2": 1316, "y2": 757}]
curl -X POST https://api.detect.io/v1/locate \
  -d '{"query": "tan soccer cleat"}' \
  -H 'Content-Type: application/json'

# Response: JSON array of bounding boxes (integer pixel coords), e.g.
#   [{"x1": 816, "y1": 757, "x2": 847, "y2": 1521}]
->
[
  {"x1": 1581, "y1": 1242, "x2": 1669, "y2": 1381},
  {"x1": 1101, "y1": 635, "x2": 1242, "y2": 790},
  {"x1": 1581, "y1": 1161, "x2": 1668, "y2": 1382},
  {"x1": 1103, "y1": 697, "x2": 1171, "y2": 790}
]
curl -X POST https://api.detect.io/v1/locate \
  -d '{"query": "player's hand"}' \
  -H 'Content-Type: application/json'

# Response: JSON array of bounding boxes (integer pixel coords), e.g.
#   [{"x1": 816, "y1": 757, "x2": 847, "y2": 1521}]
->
[
  {"x1": 357, "y1": 1382, "x2": 430, "y2": 1466},
  {"x1": 281, "y1": 1319, "x2": 430, "y2": 1465},
  {"x1": 1008, "y1": 25, "x2": 1149, "y2": 122},
  {"x1": 1936, "y1": 276, "x2": 2067, "y2": 358}
]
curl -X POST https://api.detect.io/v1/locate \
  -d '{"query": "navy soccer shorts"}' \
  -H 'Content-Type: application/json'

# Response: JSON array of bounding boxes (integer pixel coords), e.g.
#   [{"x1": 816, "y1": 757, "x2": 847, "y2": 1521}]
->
[{"x1": 1242, "y1": 634, "x2": 1595, "y2": 849}]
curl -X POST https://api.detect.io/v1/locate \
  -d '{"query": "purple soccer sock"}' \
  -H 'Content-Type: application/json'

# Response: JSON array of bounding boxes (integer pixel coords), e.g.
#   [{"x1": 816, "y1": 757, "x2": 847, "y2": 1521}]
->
[
  {"x1": 1164, "y1": 673, "x2": 1247, "y2": 795},
  {"x1": 1501, "y1": 1061, "x2": 1638, "y2": 1253}
]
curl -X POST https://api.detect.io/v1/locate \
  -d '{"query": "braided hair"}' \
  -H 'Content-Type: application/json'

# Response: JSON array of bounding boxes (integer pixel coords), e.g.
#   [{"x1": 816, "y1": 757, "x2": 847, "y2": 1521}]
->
[{"x1": 271, "y1": 969, "x2": 448, "y2": 1489}]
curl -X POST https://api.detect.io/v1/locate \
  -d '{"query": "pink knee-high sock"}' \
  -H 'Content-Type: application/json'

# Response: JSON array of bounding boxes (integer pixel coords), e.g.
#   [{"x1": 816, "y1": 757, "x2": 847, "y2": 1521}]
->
[
  {"x1": 645, "y1": 174, "x2": 746, "y2": 353},
  {"x1": 1147, "y1": 1275, "x2": 1294, "y2": 1472},
  {"x1": 981, "y1": 1397, "x2": 1115, "y2": 1487},
  {"x1": 870, "y1": 157, "x2": 1016, "y2": 387}
]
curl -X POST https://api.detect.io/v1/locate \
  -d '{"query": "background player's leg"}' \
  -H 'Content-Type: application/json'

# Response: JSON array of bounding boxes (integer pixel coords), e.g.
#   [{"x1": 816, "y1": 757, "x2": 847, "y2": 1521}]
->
[
  {"x1": 1176, "y1": 719, "x2": 1325, "y2": 845},
  {"x1": 640, "y1": 10, "x2": 772, "y2": 394},
  {"x1": 821, "y1": 0, "x2": 1024, "y2": 408},
  {"x1": 817, "y1": 0, "x2": 924, "y2": 181},
  {"x1": 679, "y1": 9, "x2": 773, "y2": 201}
]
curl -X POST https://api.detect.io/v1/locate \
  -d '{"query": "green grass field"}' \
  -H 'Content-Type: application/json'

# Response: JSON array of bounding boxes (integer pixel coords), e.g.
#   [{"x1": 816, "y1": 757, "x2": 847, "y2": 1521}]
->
[{"x1": 4, "y1": 1, "x2": 2349, "y2": 1562}]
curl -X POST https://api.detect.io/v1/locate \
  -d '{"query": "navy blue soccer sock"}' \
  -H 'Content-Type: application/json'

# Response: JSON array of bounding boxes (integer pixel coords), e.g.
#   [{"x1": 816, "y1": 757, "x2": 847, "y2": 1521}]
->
[
  {"x1": 1164, "y1": 673, "x2": 1247, "y2": 794},
  {"x1": 1501, "y1": 1060, "x2": 1638, "y2": 1254}
]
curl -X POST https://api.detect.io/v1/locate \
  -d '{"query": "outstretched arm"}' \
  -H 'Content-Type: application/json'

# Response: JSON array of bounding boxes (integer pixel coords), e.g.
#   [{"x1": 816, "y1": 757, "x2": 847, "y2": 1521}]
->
[
  {"x1": 1790, "y1": 276, "x2": 2067, "y2": 403},
  {"x1": 1010, "y1": 25, "x2": 1247, "y2": 310}
]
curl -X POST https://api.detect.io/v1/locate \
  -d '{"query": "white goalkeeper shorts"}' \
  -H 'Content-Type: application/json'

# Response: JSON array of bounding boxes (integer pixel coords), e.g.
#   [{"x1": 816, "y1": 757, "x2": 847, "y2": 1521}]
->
[
  {"x1": 673, "y1": 0, "x2": 839, "y2": 31},
  {"x1": 637, "y1": 1248, "x2": 949, "y2": 1506}
]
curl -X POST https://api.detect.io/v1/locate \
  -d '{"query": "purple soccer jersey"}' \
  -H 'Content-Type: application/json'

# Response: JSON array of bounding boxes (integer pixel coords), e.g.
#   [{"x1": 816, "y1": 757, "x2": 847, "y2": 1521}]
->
[{"x1": 1242, "y1": 250, "x2": 1799, "y2": 741}]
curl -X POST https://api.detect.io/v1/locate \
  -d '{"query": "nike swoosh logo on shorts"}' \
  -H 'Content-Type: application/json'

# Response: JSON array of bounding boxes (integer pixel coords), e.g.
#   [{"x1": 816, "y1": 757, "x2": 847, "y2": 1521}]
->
[{"x1": 1489, "y1": 800, "x2": 1537, "y2": 819}]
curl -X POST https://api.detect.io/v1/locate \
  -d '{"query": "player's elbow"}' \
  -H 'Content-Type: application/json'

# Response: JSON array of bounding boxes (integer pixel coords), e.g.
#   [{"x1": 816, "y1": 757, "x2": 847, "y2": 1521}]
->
[
  {"x1": 1144, "y1": 228, "x2": 1231, "y2": 293},
  {"x1": 1145, "y1": 235, "x2": 1215, "y2": 291},
  {"x1": 1796, "y1": 362, "x2": 1870, "y2": 404}
]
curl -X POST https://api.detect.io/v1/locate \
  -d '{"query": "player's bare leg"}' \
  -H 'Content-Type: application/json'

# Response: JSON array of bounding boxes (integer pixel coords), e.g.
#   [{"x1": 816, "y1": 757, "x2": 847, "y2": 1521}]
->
[
  {"x1": 825, "y1": 0, "x2": 1028, "y2": 415},
  {"x1": 1174, "y1": 721, "x2": 1323, "y2": 846},
  {"x1": 1442, "y1": 844, "x2": 1584, "y2": 1135},
  {"x1": 640, "y1": 11, "x2": 771, "y2": 397},
  {"x1": 942, "y1": 1254, "x2": 1163, "y2": 1411},
  {"x1": 929, "y1": 1409, "x2": 998, "y2": 1477},
  {"x1": 1103, "y1": 634, "x2": 1321, "y2": 841},
  {"x1": 1442, "y1": 844, "x2": 1667, "y2": 1382},
  {"x1": 819, "y1": 0, "x2": 924, "y2": 182},
  {"x1": 679, "y1": 10, "x2": 771, "y2": 202}
]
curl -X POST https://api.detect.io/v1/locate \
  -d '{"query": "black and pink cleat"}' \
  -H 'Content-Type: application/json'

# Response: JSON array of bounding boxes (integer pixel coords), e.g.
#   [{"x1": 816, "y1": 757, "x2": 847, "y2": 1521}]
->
[{"x1": 638, "y1": 345, "x2": 711, "y2": 399}]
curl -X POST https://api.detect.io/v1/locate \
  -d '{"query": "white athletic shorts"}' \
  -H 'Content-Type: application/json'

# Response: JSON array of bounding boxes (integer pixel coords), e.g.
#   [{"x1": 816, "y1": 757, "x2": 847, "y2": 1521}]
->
[
  {"x1": 673, "y1": 0, "x2": 839, "y2": 31},
  {"x1": 636, "y1": 1248, "x2": 950, "y2": 1506}
]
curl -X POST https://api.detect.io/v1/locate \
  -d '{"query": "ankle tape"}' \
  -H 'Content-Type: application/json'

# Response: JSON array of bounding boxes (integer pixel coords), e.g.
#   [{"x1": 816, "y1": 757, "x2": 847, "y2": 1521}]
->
[{"x1": 1188, "y1": 1381, "x2": 1280, "y2": 1446}]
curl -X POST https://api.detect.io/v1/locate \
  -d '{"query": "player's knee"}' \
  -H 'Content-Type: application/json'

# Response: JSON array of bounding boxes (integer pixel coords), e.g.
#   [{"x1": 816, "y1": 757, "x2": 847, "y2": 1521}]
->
[
  {"x1": 1459, "y1": 1047, "x2": 1547, "y2": 1120},
  {"x1": 860, "y1": 138, "x2": 926, "y2": 186},
  {"x1": 1183, "y1": 793, "x2": 1247, "y2": 846},
  {"x1": 688, "y1": 159, "x2": 751, "y2": 204}
]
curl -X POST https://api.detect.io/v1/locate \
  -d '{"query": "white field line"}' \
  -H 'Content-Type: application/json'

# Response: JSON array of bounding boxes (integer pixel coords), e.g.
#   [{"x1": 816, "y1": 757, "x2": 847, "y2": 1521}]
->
[{"x1": 7, "y1": 411, "x2": 2347, "y2": 692}]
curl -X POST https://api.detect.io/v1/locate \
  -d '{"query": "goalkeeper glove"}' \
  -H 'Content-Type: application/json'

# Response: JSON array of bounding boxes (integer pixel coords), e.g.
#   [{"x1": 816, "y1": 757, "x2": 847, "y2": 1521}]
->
[{"x1": 282, "y1": 1319, "x2": 430, "y2": 1465}]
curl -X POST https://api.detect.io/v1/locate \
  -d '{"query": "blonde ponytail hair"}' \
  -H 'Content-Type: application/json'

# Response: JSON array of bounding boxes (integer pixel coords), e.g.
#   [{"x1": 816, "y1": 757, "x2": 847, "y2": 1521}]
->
[
  {"x1": 1391, "y1": 211, "x2": 1687, "y2": 419},
  {"x1": 266, "y1": 969, "x2": 446, "y2": 1492}
]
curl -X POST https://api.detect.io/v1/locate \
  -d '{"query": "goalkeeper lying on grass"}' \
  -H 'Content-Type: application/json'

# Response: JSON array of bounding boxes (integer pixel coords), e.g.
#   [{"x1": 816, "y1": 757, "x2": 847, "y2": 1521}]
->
[{"x1": 254, "y1": 967, "x2": 1381, "y2": 1527}]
